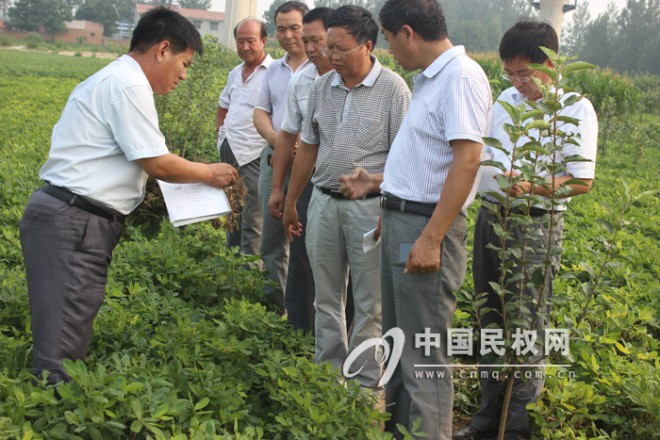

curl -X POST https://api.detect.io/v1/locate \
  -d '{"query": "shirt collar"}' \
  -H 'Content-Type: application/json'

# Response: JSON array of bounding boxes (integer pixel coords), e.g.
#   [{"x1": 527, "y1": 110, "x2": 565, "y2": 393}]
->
[
  {"x1": 240, "y1": 53, "x2": 273, "y2": 74},
  {"x1": 122, "y1": 54, "x2": 153, "y2": 93},
  {"x1": 331, "y1": 55, "x2": 382, "y2": 88},
  {"x1": 301, "y1": 63, "x2": 319, "y2": 80},
  {"x1": 418, "y1": 45, "x2": 466, "y2": 80}
]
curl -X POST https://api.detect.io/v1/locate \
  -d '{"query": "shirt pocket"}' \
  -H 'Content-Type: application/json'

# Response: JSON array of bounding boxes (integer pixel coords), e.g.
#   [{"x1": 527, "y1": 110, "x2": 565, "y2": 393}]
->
[{"x1": 354, "y1": 117, "x2": 384, "y2": 152}]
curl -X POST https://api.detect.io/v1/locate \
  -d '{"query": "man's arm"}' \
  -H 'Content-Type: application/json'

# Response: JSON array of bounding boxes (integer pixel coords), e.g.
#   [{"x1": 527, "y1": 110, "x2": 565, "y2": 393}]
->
[
  {"x1": 405, "y1": 139, "x2": 482, "y2": 275},
  {"x1": 503, "y1": 173, "x2": 593, "y2": 198},
  {"x1": 138, "y1": 154, "x2": 238, "y2": 189},
  {"x1": 282, "y1": 142, "x2": 318, "y2": 240},
  {"x1": 253, "y1": 108, "x2": 278, "y2": 146},
  {"x1": 269, "y1": 129, "x2": 298, "y2": 218}
]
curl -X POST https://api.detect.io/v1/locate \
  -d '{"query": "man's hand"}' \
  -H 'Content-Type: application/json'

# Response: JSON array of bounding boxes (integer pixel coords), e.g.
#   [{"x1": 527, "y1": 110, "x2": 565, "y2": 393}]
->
[
  {"x1": 339, "y1": 167, "x2": 372, "y2": 199},
  {"x1": 282, "y1": 205, "x2": 302, "y2": 241},
  {"x1": 500, "y1": 171, "x2": 531, "y2": 197},
  {"x1": 405, "y1": 234, "x2": 442, "y2": 275},
  {"x1": 208, "y1": 163, "x2": 239, "y2": 188},
  {"x1": 340, "y1": 167, "x2": 384, "y2": 200},
  {"x1": 269, "y1": 187, "x2": 285, "y2": 219}
]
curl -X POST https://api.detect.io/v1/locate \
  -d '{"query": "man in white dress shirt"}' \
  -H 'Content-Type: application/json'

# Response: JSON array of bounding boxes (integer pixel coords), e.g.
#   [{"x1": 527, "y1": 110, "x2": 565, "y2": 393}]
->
[
  {"x1": 19, "y1": 7, "x2": 238, "y2": 384},
  {"x1": 217, "y1": 19, "x2": 272, "y2": 257},
  {"x1": 454, "y1": 20, "x2": 598, "y2": 440},
  {"x1": 341, "y1": 0, "x2": 491, "y2": 437}
]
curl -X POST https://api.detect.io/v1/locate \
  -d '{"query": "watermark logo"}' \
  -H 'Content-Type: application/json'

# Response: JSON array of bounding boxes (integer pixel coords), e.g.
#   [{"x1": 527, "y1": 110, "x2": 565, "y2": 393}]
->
[
  {"x1": 343, "y1": 328, "x2": 572, "y2": 386},
  {"x1": 343, "y1": 328, "x2": 405, "y2": 388}
]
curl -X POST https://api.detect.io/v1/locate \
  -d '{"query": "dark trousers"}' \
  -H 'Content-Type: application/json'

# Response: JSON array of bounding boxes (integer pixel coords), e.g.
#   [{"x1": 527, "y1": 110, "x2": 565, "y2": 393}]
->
[
  {"x1": 19, "y1": 190, "x2": 123, "y2": 384},
  {"x1": 471, "y1": 206, "x2": 564, "y2": 438},
  {"x1": 219, "y1": 139, "x2": 263, "y2": 258},
  {"x1": 285, "y1": 181, "x2": 316, "y2": 331}
]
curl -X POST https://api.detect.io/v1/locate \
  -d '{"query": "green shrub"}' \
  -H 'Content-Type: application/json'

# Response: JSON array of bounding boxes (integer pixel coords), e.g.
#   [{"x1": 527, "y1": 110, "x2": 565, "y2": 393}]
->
[
  {"x1": 0, "y1": 36, "x2": 16, "y2": 47},
  {"x1": 24, "y1": 32, "x2": 45, "y2": 50}
]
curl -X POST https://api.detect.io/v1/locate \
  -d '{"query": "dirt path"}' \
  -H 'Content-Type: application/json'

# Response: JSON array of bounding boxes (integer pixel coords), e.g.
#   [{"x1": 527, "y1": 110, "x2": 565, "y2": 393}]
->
[{"x1": 1, "y1": 45, "x2": 119, "y2": 59}]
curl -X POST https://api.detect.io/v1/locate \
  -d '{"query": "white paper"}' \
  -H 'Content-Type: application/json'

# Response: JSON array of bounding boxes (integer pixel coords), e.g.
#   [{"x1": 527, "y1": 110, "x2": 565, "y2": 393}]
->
[
  {"x1": 363, "y1": 227, "x2": 381, "y2": 253},
  {"x1": 157, "y1": 180, "x2": 231, "y2": 227}
]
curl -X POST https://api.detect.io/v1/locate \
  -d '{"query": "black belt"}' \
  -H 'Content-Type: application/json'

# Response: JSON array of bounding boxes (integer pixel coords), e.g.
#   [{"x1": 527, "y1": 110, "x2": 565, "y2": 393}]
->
[
  {"x1": 481, "y1": 203, "x2": 550, "y2": 218},
  {"x1": 317, "y1": 186, "x2": 380, "y2": 200},
  {"x1": 41, "y1": 183, "x2": 125, "y2": 223},
  {"x1": 380, "y1": 194, "x2": 436, "y2": 217}
]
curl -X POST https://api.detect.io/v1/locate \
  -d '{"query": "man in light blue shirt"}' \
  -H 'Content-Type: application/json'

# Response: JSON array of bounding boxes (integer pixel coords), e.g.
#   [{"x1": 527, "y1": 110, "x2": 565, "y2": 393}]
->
[
  {"x1": 253, "y1": 1, "x2": 311, "y2": 313},
  {"x1": 268, "y1": 7, "x2": 334, "y2": 331}
]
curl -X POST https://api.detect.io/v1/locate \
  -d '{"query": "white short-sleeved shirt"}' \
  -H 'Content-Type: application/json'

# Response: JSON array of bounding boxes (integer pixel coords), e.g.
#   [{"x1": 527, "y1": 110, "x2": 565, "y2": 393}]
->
[
  {"x1": 280, "y1": 63, "x2": 321, "y2": 135},
  {"x1": 255, "y1": 54, "x2": 310, "y2": 133},
  {"x1": 381, "y1": 46, "x2": 492, "y2": 207},
  {"x1": 40, "y1": 55, "x2": 169, "y2": 214},
  {"x1": 218, "y1": 55, "x2": 273, "y2": 166},
  {"x1": 478, "y1": 87, "x2": 598, "y2": 210}
]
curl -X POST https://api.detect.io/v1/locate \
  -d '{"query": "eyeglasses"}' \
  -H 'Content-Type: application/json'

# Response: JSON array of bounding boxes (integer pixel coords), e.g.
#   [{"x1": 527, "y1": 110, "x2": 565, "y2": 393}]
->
[
  {"x1": 500, "y1": 72, "x2": 536, "y2": 83},
  {"x1": 320, "y1": 43, "x2": 364, "y2": 59}
]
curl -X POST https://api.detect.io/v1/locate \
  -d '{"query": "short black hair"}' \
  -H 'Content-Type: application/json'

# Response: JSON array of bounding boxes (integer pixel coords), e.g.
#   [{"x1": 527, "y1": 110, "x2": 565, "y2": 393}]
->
[
  {"x1": 327, "y1": 5, "x2": 378, "y2": 47},
  {"x1": 499, "y1": 19, "x2": 558, "y2": 63},
  {"x1": 234, "y1": 18, "x2": 267, "y2": 40},
  {"x1": 275, "y1": 1, "x2": 309, "y2": 21},
  {"x1": 303, "y1": 7, "x2": 334, "y2": 30},
  {"x1": 130, "y1": 6, "x2": 203, "y2": 56},
  {"x1": 379, "y1": 0, "x2": 448, "y2": 41}
]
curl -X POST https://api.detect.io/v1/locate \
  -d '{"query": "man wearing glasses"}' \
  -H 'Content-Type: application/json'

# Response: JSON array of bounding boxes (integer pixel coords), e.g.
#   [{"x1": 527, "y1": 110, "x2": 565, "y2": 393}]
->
[
  {"x1": 454, "y1": 20, "x2": 598, "y2": 440},
  {"x1": 282, "y1": 5, "x2": 410, "y2": 388}
]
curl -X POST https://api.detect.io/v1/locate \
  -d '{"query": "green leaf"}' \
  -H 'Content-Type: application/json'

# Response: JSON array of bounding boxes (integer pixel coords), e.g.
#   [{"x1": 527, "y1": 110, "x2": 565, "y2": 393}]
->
[{"x1": 562, "y1": 61, "x2": 597, "y2": 75}]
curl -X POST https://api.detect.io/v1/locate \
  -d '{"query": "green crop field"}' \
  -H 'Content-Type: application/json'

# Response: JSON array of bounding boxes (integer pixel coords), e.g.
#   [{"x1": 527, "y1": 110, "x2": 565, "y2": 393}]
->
[{"x1": 0, "y1": 45, "x2": 658, "y2": 439}]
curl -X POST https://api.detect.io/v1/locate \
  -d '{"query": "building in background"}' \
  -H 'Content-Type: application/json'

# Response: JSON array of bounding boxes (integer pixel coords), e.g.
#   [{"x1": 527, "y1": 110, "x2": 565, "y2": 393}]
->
[{"x1": 135, "y1": 3, "x2": 226, "y2": 44}]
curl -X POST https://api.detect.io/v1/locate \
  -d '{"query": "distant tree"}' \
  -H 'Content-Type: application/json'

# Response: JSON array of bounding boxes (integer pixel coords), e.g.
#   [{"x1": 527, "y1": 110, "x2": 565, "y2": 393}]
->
[
  {"x1": 561, "y1": 0, "x2": 591, "y2": 56},
  {"x1": 1, "y1": 0, "x2": 13, "y2": 18},
  {"x1": 314, "y1": 0, "x2": 382, "y2": 12},
  {"x1": 8, "y1": 0, "x2": 72, "y2": 35},
  {"x1": 609, "y1": 0, "x2": 660, "y2": 73},
  {"x1": 572, "y1": 0, "x2": 660, "y2": 74},
  {"x1": 579, "y1": 5, "x2": 618, "y2": 70},
  {"x1": 148, "y1": 0, "x2": 174, "y2": 6},
  {"x1": 442, "y1": 0, "x2": 533, "y2": 52},
  {"x1": 65, "y1": 0, "x2": 81, "y2": 12},
  {"x1": 75, "y1": 0, "x2": 133, "y2": 37},
  {"x1": 178, "y1": 0, "x2": 211, "y2": 9}
]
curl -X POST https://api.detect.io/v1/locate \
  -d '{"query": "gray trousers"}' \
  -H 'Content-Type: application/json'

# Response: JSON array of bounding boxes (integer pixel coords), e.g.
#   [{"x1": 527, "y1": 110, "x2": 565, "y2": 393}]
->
[
  {"x1": 258, "y1": 146, "x2": 289, "y2": 309},
  {"x1": 381, "y1": 210, "x2": 468, "y2": 440},
  {"x1": 219, "y1": 139, "x2": 263, "y2": 258},
  {"x1": 471, "y1": 206, "x2": 564, "y2": 438},
  {"x1": 19, "y1": 190, "x2": 123, "y2": 384},
  {"x1": 306, "y1": 188, "x2": 382, "y2": 387}
]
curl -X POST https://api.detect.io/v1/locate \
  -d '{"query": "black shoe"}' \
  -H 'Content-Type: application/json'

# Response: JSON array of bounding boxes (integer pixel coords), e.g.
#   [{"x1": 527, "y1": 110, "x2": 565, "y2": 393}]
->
[{"x1": 452, "y1": 426, "x2": 497, "y2": 440}]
